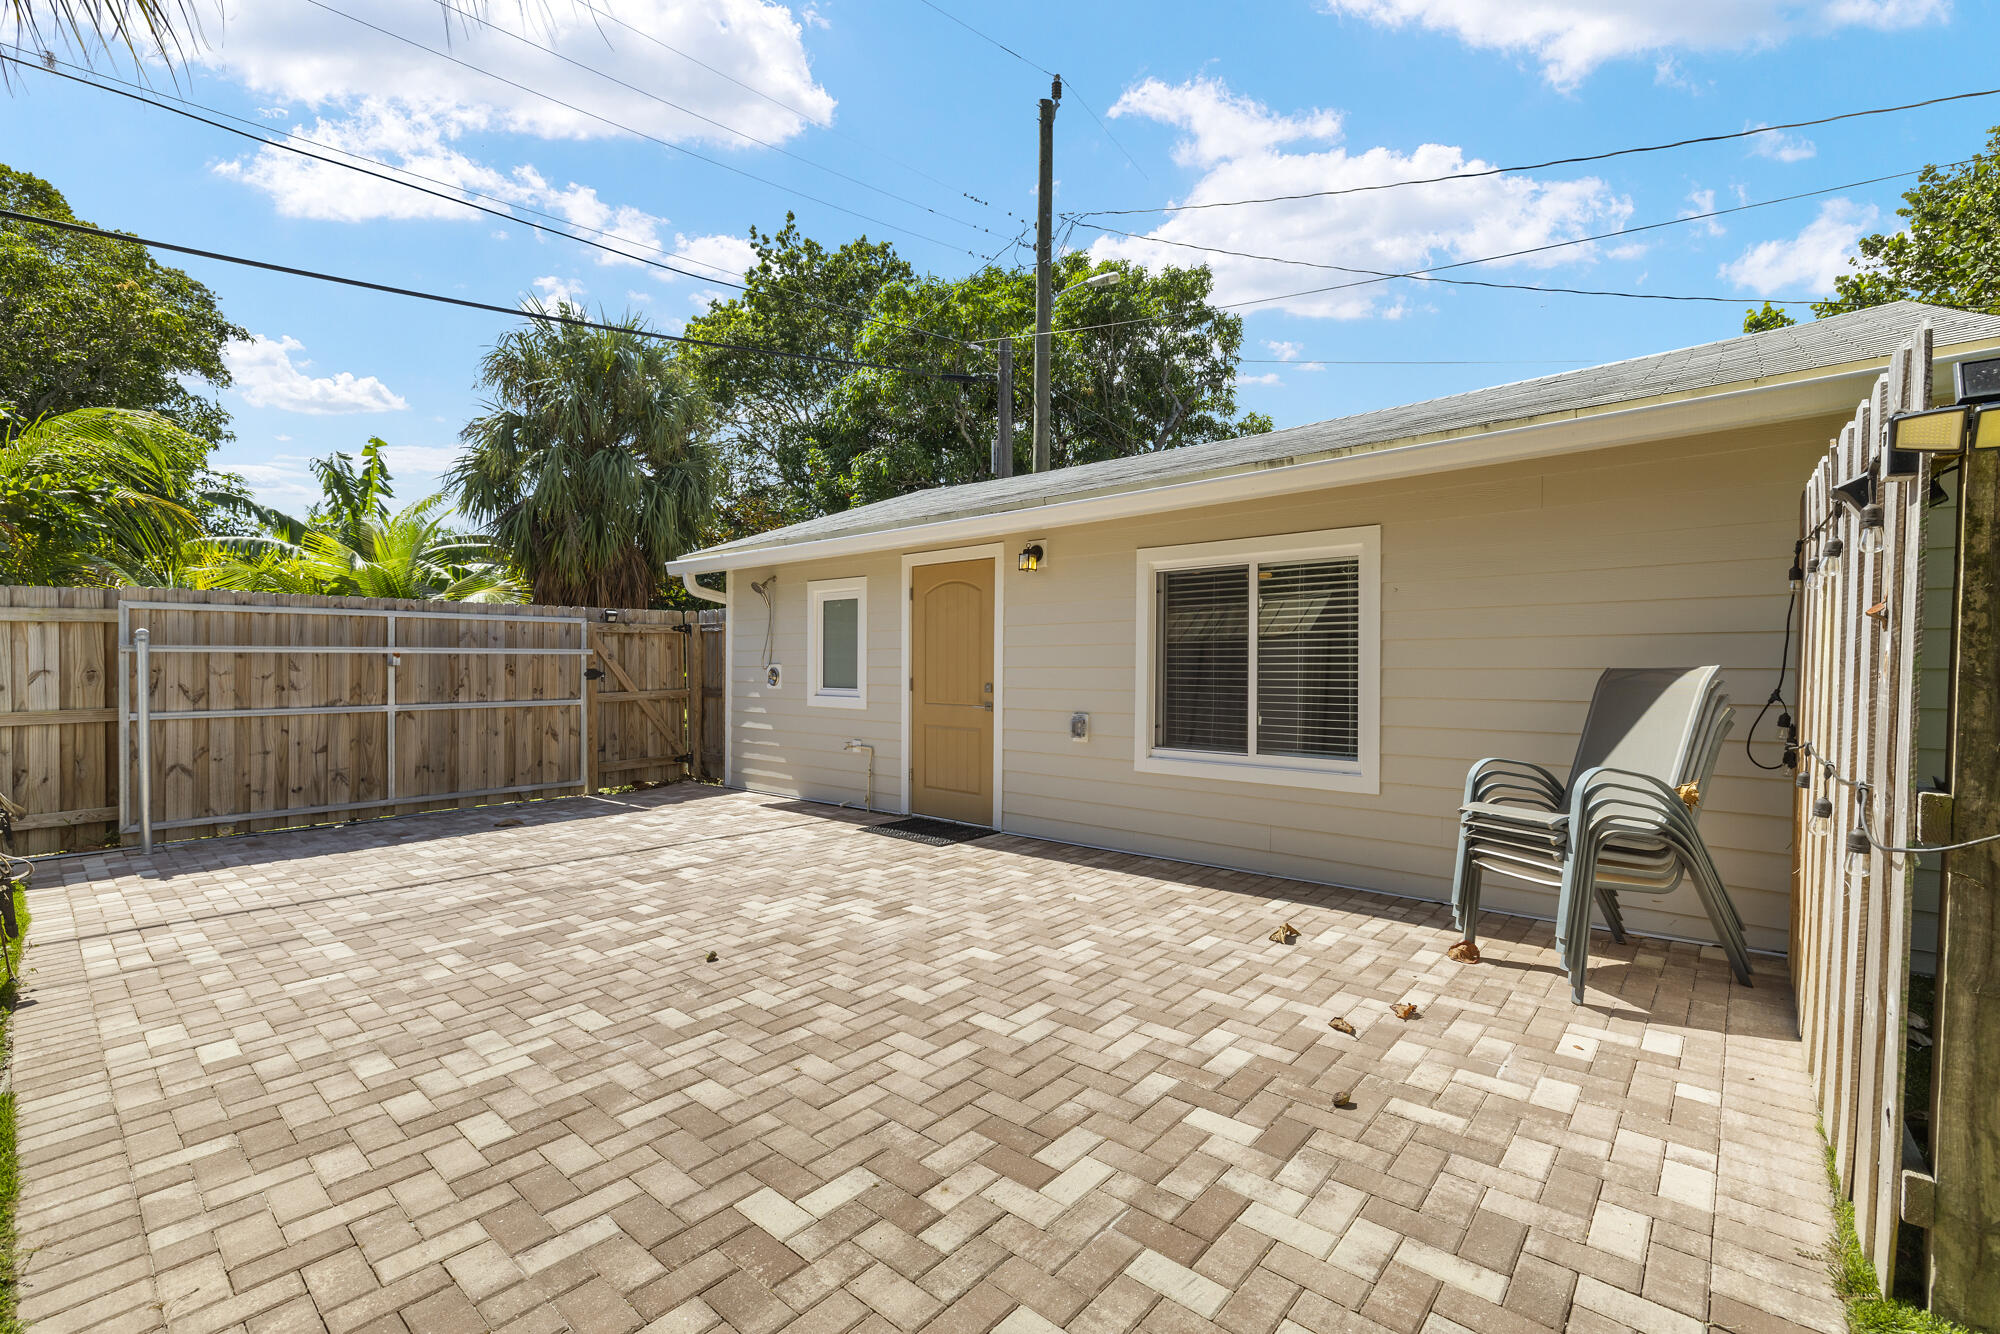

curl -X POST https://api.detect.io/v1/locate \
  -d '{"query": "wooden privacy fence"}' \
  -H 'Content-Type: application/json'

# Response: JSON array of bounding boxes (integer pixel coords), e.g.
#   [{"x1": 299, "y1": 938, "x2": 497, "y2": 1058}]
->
[
  {"x1": 1792, "y1": 320, "x2": 1931, "y2": 1294},
  {"x1": 0, "y1": 587, "x2": 722, "y2": 856},
  {"x1": 1786, "y1": 316, "x2": 2000, "y2": 1329}
]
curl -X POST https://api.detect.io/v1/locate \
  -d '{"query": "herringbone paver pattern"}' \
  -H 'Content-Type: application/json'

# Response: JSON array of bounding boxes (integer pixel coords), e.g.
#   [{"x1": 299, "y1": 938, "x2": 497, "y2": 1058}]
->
[{"x1": 15, "y1": 788, "x2": 1843, "y2": 1334}]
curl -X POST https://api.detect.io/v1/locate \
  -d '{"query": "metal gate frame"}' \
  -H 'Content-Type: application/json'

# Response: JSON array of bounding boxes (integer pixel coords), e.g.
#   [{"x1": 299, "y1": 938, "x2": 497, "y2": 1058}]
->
[{"x1": 118, "y1": 600, "x2": 593, "y2": 853}]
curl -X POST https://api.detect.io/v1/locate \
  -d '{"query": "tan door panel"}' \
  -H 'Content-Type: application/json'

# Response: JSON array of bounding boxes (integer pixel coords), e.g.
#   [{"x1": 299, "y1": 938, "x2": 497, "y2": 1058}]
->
[{"x1": 911, "y1": 558, "x2": 994, "y2": 825}]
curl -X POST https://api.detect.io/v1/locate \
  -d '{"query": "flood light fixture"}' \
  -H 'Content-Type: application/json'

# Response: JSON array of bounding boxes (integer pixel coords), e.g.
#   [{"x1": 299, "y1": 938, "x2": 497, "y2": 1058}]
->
[{"x1": 1886, "y1": 404, "x2": 1970, "y2": 475}]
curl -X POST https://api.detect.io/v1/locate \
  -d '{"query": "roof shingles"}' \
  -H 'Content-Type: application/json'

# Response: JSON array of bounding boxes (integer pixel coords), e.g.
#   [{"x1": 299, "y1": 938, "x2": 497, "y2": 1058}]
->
[{"x1": 690, "y1": 301, "x2": 2000, "y2": 560}]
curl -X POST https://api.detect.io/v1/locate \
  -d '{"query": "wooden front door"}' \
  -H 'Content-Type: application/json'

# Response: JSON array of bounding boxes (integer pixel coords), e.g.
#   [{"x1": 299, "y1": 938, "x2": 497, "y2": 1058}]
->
[{"x1": 911, "y1": 558, "x2": 994, "y2": 825}]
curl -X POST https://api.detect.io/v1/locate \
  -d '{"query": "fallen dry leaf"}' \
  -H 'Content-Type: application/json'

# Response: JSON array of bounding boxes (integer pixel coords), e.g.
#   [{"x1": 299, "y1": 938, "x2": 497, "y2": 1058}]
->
[
  {"x1": 705, "y1": 950, "x2": 719, "y2": 963},
  {"x1": 1269, "y1": 921, "x2": 1300, "y2": 945},
  {"x1": 1392, "y1": 1002, "x2": 1420, "y2": 1021},
  {"x1": 1327, "y1": 1017, "x2": 1356, "y2": 1036},
  {"x1": 1331, "y1": 1089, "x2": 1355, "y2": 1109},
  {"x1": 1446, "y1": 940, "x2": 1481, "y2": 964},
  {"x1": 493, "y1": 817, "x2": 525, "y2": 829}
]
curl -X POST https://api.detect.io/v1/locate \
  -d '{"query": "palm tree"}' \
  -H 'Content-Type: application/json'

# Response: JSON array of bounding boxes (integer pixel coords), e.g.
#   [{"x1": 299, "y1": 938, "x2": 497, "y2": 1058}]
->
[
  {"x1": 193, "y1": 494, "x2": 525, "y2": 602},
  {"x1": 0, "y1": 406, "x2": 214, "y2": 585},
  {"x1": 451, "y1": 303, "x2": 713, "y2": 607}
]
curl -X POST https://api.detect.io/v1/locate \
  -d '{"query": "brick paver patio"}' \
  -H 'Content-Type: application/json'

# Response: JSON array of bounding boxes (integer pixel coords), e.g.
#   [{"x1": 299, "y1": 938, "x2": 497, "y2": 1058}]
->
[{"x1": 16, "y1": 787, "x2": 1843, "y2": 1334}]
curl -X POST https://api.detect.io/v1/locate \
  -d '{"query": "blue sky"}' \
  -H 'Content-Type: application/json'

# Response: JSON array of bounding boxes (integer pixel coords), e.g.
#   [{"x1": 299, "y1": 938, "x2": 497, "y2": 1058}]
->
[{"x1": 4, "y1": 0, "x2": 1995, "y2": 512}]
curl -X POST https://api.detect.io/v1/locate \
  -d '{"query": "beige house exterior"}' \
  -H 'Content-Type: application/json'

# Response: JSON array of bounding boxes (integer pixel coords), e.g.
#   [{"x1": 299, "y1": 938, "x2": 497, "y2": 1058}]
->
[{"x1": 669, "y1": 303, "x2": 2000, "y2": 956}]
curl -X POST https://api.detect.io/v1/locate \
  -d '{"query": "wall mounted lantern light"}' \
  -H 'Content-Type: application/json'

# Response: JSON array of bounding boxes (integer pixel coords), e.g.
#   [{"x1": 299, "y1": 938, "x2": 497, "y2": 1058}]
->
[{"x1": 1018, "y1": 543, "x2": 1045, "y2": 572}]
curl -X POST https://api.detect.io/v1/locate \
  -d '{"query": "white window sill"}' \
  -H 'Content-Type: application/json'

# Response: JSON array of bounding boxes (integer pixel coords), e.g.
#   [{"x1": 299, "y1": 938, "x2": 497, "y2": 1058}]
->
[
  {"x1": 807, "y1": 692, "x2": 868, "y2": 710},
  {"x1": 1135, "y1": 749, "x2": 1378, "y2": 795}
]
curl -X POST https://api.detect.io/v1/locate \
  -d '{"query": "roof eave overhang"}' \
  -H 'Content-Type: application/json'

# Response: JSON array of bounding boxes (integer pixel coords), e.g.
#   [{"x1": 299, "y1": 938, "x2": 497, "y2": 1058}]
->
[{"x1": 669, "y1": 333, "x2": 2000, "y2": 575}]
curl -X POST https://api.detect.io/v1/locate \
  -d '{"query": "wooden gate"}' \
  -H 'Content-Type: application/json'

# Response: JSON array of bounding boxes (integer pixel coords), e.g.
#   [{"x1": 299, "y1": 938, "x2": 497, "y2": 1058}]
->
[
  {"x1": 588, "y1": 610, "x2": 711, "y2": 789},
  {"x1": 0, "y1": 588, "x2": 721, "y2": 857},
  {"x1": 1791, "y1": 319, "x2": 1933, "y2": 1290}
]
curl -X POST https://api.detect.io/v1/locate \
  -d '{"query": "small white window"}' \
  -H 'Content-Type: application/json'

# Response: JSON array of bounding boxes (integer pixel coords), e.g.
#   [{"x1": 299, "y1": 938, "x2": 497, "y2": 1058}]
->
[
  {"x1": 1134, "y1": 526, "x2": 1379, "y2": 793},
  {"x1": 807, "y1": 577, "x2": 868, "y2": 709}
]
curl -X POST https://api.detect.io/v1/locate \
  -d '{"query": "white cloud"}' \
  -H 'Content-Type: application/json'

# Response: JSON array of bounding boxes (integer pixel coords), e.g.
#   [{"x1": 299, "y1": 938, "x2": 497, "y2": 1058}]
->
[
  {"x1": 531, "y1": 275, "x2": 589, "y2": 308},
  {"x1": 1681, "y1": 188, "x2": 1726, "y2": 237},
  {"x1": 224, "y1": 336, "x2": 408, "y2": 414},
  {"x1": 1318, "y1": 0, "x2": 1949, "y2": 88},
  {"x1": 214, "y1": 100, "x2": 758, "y2": 292},
  {"x1": 1265, "y1": 340, "x2": 1305, "y2": 361},
  {"x1": 1111, "y1": 77, "x2": 1341, "y2": 167},
  {"x1": 670, "y1": 232, "x2": 758, "y2": 284},
  {"x1": 1721, "y1": 199, "x2": 1879, "y2": 295},
  {"x1": 1090, "y1": 78, "x2": 1631, "y2": 320},
  {"x1": 374, "y1": 443, "x2": 462, "y2": 477},
  {"x1": 194, "y1": 0, "x2": 832, "y2": 145},
  {"x1": 1748, "y1": 124, "x2": 1817, "y2": 162},
  {"x1": 1236, "y1": 372, "x2": 1283, "y2": 387}
]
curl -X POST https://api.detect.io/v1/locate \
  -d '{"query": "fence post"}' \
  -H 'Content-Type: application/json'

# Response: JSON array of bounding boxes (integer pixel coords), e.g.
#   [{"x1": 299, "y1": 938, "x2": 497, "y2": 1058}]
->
[
  {"x1": 1931, "y1": 436, "x2": 2000, "y2": 1326},
  {"x1": 134, "y1": 627, "x2": 153, "y2": 856},
  {"x1": 684, "y1": 611, "x2": 705, "y2": 781}
]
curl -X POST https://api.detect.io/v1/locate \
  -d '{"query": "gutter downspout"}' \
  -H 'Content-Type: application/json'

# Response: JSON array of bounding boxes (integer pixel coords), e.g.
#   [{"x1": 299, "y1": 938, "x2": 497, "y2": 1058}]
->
[{"x1": 680, "y1": 572, "x2": 727, "y2": 604}]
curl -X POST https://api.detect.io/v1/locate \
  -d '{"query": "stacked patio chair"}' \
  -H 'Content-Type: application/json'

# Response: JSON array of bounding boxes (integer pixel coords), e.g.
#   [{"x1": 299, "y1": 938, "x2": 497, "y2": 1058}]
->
[{"x1": 1450, "y1": 666, "x2": 1753, "y2": 1004}]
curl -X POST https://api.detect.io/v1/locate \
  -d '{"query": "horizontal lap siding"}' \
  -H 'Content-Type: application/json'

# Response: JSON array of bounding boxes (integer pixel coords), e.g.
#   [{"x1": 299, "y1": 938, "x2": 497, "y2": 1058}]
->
[
  {"x1": 728, "y1": 553, "x2": 902, "y2": 809},
  {"x1": 731, "y1": 417, "x2": 1837, "y2": 951}
]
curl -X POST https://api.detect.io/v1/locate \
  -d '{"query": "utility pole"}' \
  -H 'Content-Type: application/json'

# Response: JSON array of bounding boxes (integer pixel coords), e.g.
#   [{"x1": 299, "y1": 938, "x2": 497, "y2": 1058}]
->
[
  {"x1": 993, "y1": 337, "x2": 1014, "y2": 478},
  {"x1": 1033, "y1": 75, "x2": 1060, "y2": 473}
]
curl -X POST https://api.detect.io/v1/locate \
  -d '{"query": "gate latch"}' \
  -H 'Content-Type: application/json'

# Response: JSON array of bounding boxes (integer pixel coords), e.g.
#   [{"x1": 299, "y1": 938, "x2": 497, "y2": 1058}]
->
[{"x1": 584, "y1": 667, "x2": 606, "y2": 681}]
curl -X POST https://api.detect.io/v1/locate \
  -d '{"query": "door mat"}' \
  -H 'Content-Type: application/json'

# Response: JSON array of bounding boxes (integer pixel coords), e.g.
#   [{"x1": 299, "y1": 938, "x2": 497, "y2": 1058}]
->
[{"x1": 865, "y1": 817, "x2": 996, "y2": 846}]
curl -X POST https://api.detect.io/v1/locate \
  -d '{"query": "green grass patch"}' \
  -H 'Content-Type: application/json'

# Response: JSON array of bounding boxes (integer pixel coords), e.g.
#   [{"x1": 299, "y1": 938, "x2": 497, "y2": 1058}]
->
[
  {"x1": 0, "y1": 875, "x2": 29, "y2": 1334},
  {"x1": 1821, "y1": 1132, "x2": 1972, "y2": 1334}
]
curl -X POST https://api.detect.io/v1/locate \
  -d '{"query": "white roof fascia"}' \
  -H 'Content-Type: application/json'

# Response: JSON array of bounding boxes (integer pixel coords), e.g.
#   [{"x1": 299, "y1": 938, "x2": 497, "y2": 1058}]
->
[{"x1": 669, "y1": 335, "x2": 2000, "y2": 575}]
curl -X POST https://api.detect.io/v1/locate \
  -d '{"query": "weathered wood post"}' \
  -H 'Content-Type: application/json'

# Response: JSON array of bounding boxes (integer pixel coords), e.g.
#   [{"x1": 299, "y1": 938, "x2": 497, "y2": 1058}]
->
[{"x1": 1931, "y1": 432, "x2": 2000, "y2": 1326}]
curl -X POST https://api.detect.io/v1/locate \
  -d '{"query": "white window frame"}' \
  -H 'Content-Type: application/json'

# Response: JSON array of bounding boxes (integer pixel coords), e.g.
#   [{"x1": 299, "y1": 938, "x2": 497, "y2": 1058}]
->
[
  {"x1": 1133, "y1": 525, "x2": 1380, "y2": 794},
  {"x1": 806, "y1": 576, "x2": 868, "y2": 709}
]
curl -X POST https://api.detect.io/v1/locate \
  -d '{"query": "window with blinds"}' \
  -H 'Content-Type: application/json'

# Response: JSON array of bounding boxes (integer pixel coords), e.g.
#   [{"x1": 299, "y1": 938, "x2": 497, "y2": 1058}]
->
[{"x1": 1156, "y1": 556, "x2": 1361, "y2": 762}]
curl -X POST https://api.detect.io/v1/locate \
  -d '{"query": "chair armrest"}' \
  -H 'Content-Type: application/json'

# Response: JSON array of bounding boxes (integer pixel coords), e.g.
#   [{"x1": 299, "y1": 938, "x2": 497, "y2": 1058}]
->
[
  {"x1": 1568, "y1": 767, "x2": 1703, "y2": 838},
  {"x1": 1464, "y1": 757, "x2": 1565, "y2": 809}
]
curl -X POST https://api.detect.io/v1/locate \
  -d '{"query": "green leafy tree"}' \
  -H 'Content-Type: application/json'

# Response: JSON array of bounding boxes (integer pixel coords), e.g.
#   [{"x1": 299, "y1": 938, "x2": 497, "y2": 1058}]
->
[
  {"x1": 682, "y1": 217, "x2": 915, "y2": 532},
  {"x1": 193, "y1": 495, "x2": 524, "y2": 602},
  {"x1": 0, "y1": 407, "x2": 217, "y2": 585},
  {"x1": 0, "y1": 164, "x2": 245, "y2": 442},
  {"x1": 1815, "y1": 126, "x2": 2000, "y2": 318},
  {"x1": 1743, "y1": 302, "x2": 1797, "y2": 334},
  {"x1": 685, "y1": 220, "x2": 1269, "y2": 540},
  {"x1": 451, "y1": 304, "x2": 714, "y2": 607}
]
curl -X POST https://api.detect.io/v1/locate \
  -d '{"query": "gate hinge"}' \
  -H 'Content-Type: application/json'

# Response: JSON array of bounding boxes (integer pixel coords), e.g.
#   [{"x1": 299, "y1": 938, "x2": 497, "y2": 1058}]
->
[
  {"x1": 670, "y1": 623, "x2": 693, "y2": 634},
  {"x1": 676, "y1": 752, "x2": 694, "y2": 765},
  {"x1": 584, "y1": 667, "x2": 606, "y2": 681},
  {"x1": 1917, "y1": 789, "x2": 1954, "y2": 844}
]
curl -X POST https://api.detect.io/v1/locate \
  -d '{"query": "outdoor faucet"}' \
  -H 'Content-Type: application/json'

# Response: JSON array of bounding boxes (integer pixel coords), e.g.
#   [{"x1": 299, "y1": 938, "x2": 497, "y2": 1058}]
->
[{"x1": 841, "y1": 739, "x2": 875, "y2": 812}]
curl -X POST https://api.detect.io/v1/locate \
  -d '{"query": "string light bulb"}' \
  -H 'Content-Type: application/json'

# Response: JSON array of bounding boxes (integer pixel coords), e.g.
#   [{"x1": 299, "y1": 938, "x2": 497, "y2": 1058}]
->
[
  {"x1": 1845, "y1": 816, "x2": 1872, "y2": 875},
  {"x1": 1806, "y1": 557, "x2": 1822, "y2": 591},
  {"x1": 1811, "y1": 796, "x2": 1833, "y2": 833},
  {"x1": 1821, "y1": 534, "x2": 1845, "y2": 578},
  {"x1": 1859, "y1": 503, "x2": 1885, "y2": 555}
]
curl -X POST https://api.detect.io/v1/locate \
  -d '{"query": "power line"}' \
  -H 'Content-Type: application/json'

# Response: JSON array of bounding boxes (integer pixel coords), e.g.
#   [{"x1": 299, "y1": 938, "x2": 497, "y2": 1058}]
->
[
  {"x1": 1069, "y1": 159, "x2": 1951, "y2": 281},
  {"x1": 1081, "y1": 84, "x2": 2000, "y2": 218},
  {"x1": 966, "y1": 164, "x2": 1920, "y2": 344},
  {"x1": 0, "y1": 207, "x2": 992, "y2": 380},
  {"x1": 907, "y1": 0, "x2": 1147, "y2": 180},
  {"x1": 561, "y1": 0, "x2": 1013, "y2": 219},
  {"x1": 300, "y1": 0, "x2": 980, "y2": 258},
  {"x1": 0, "y1": 50, "x2": 971, "y2": 347},
  {"x1": 424, "y1": 0, "x2": 995, "y2": 237}
]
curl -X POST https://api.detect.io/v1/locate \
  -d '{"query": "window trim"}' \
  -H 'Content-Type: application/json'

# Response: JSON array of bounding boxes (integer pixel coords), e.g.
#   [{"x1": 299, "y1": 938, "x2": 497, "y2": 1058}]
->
[
  {"x1": 1133, "y1": 525, "x2": 1380, "y2": 794},
  {"x1": 806, "y1": 576, "x2": 868, "y2": 710}
]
